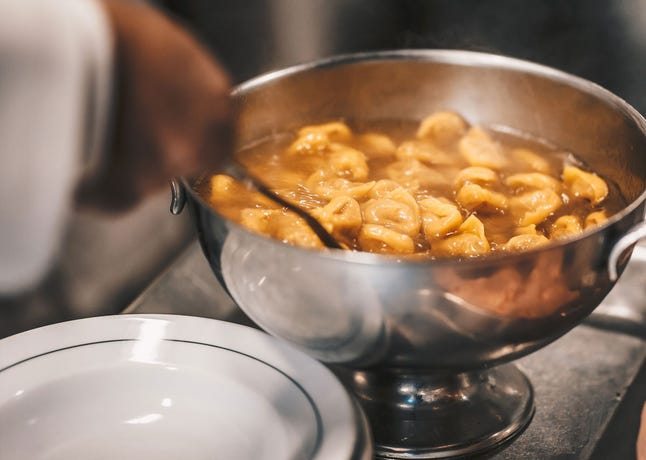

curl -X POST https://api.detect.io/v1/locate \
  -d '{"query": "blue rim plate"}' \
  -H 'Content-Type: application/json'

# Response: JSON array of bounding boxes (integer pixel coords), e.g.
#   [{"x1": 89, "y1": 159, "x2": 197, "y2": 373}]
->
[{"x1": 0, "y1": 314, "x2": 371, "y2": 460}]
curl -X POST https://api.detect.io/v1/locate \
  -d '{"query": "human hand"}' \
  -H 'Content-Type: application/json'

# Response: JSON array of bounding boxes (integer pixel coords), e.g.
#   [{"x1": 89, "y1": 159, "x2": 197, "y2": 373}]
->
[{"x1": 77, "y1": 0, "x2": 232, "y2": 211}]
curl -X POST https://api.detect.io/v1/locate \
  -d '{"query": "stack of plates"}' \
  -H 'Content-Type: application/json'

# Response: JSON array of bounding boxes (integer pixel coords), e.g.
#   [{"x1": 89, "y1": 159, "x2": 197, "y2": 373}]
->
[{"x1": 0, "y1": 315, "x2": 371, "y2": 459}]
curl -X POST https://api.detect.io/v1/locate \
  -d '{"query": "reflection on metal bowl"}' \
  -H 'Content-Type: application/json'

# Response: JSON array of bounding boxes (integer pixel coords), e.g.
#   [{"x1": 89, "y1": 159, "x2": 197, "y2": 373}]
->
[{"x1": 173, "y1": 50, "x2": 646, "y2": 458}]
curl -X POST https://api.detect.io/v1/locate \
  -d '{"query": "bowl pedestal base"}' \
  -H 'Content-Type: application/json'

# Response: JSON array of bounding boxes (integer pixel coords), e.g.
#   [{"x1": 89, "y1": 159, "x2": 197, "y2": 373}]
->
[{"x1": 337, "y1": 363, "x2": 535, "y2": 459}]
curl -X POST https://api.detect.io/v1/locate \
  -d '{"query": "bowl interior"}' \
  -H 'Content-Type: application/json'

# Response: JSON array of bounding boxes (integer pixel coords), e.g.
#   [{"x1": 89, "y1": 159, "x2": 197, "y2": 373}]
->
[
  {"x1": 1, "y1": 342, "x2": 316, "y2": 460},
  {"x1": 235, "y1": 51, "x2": 646, "y2": 205},
  {"x1": 0, "y1": 315, "x2": 366, "y2": 460}
]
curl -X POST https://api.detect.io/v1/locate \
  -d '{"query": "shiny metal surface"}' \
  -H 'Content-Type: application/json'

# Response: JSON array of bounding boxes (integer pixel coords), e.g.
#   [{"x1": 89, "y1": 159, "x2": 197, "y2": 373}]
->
[
  {"x1": 169, "y1": 178, "x2": 186, "y2": 215},
  {"x1": 181, "y1": 51, "x2": 646, "y2": 457},
  {"x1": 335, "y1": 364, "x2": 534, "y2": 459},
  {"x1": 608, "y1": 221, "x2": 646, "y2": 280},
  {"x1": 126, "y1": 240, "x2": 646, "y2": 459}
]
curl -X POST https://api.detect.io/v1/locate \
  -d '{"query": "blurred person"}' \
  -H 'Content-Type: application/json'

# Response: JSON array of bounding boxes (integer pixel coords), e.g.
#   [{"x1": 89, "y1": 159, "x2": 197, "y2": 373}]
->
[{"x1": 0, "y1": 0, "x2": 232, "y2": 295}]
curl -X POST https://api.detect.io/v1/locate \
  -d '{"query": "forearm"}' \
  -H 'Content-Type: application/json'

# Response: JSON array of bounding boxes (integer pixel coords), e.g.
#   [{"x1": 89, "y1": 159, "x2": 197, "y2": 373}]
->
[{"x1": 78, "y1": 0, "x2": 232, "y2": 210}]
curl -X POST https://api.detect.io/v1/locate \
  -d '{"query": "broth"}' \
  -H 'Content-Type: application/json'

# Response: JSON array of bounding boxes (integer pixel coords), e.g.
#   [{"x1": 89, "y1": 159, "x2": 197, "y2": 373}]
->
[{"x1": 201, "y1": 113, "x2": 625, "y2": 257}]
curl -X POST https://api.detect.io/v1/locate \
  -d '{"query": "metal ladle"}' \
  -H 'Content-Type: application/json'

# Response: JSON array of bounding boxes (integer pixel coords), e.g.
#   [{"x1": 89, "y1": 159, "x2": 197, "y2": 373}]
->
[
  {"x1": 170, "y1": 162, "x2": 343, "y2": 250},
  {"x1": 226, "y1": 161, "x2": 344, "y2": 249}
]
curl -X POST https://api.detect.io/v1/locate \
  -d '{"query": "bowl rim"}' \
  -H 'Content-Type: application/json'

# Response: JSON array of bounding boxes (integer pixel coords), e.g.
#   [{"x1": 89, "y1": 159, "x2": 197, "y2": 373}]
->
[
  {"x1": 188, "y1": 49, "x2": 646, "y2": 267},
  {"x1": 0, "y1": 314, "x2": 369, "y2": 460}
]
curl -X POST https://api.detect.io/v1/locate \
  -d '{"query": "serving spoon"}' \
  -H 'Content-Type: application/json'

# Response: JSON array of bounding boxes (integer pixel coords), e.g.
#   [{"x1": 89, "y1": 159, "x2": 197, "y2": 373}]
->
[
  {"x1": 170, "y1": 163, "x2": 343, "y2": 249},
  {"x1": 225, "y1": 161, "x2": 344, "y2": 249}
]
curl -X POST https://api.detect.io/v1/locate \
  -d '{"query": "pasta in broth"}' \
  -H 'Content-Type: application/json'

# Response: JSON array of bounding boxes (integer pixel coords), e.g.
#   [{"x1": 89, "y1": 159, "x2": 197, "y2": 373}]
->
[{"x1": 204, "y1": 112, "x2": 623, "y2": 257}]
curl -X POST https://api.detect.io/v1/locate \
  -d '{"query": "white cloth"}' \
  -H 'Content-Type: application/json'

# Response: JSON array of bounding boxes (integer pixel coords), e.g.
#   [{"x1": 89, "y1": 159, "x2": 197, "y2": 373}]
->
[{"x1": 0, "y1": 0, "x2": 113, "y2": 294}]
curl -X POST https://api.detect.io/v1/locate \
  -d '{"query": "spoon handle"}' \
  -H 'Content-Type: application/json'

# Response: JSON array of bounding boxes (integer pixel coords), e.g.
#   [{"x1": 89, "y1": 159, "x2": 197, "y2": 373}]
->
[{"x1": 225, "y1": 161, "x2": 343, "y2": 250}]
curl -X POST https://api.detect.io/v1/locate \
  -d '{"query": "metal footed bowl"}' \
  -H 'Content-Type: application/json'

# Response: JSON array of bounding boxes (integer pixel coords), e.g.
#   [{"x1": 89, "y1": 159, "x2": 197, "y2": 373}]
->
[{"x1": 172, "y1": 50, "x2": 646, "y2": 458}]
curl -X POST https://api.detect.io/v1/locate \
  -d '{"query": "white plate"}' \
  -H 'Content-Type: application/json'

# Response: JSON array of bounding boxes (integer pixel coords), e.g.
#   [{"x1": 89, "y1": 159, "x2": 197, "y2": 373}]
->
[{"x1": 0, "y1": 315, "x2": 371, "y2": 460}]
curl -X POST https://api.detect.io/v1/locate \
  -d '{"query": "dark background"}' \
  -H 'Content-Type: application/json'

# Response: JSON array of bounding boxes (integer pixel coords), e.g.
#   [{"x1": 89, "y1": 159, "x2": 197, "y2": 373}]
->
[{"x1": 158, "y1": 0, "x2": 646, "y2": 113}]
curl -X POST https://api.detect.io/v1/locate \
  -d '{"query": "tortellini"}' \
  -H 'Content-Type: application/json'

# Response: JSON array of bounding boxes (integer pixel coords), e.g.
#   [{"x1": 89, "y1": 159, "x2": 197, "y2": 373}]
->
[
  {"x1": 396, "y1": 141, "x2": 452, "y2": 165},
  {"x1": 549, "y1": 215, "x2": 583, "y2": 239},
  {"x1": 305, "y1": 173, "x2": 375, "y2": 201},
  {"x1": 419, "y1": 197, "x2": 463, "y2": 240},
  {"x1": 562, "y1": 165, "x2": 608, "y2": 205},
  {"x1": 585, "y1": 210, "x2": 607, "y2": 228},
  {"x1": 362, "y1": 198, "x2": 421, "y2": 237},
  {"x1": 505, "y1": 173, "x2": 561, "y2": 192},
  {"x1": 386, "y1": 159, "x2": 448, "y2": 191},
  {"x1": 358, "y1": 224, "x2": 415, "y2": 254},
  {"x1": 502, "y1": 234, "x2": 549, "y2": 252},
  {"x1": 207, "y1": 112, "x2": 618, "y2": 257},
  {"x1": 311, "y1": 196, "x2": 362, "y2": 237},
  {"x1": 357, "y1": 133, "x2": 397, "y2": 158},
  {"x1": 209, "y1": 174, "x2": 275, "y2": 209},
  {"x1": 456, "y1": 183, "x2": 508, "y2": 212},
  {"x1": 454, "y1": 166, "x2": 499, "y2": 189},
  {"x1": 510, "y1": 189, "x2": 562, "y2": 227},
  {"x1": 417, "y1": 111, "x2": 467, "y2": 146},
  {"x1": 434, "y1": 215, "x2": 490, "y2": 257},
  {"x1": 240, "y1": 208, "x2": 322, "y2": 248},
  {"x1": 327, "y1": 146, "x2": 369, "y2": 181},
  {"x1": 362, "y1": 182, "x2": 421, "y2": 237},
  {"x1": 459, "y1": 127, "x2": 508, "y2": 170},
  {"x1": 288, "y1": 122, "x2": 352, "y2": 155}
]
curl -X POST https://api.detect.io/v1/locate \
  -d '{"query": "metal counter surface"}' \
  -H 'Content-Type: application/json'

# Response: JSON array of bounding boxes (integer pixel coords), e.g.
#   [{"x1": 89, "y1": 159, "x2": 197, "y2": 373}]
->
[{"x1": 125, "y1": 241, "x2": 646, "y2": 459}]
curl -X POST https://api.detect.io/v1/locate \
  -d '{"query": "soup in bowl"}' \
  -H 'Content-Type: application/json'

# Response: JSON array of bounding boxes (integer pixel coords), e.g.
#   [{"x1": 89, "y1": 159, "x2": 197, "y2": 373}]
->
[
  {"x1": 203, "y1": 114, "x2": 620, "y2": 257},
  {"x1": 173, "y1": 50, "x2": 646, "y2": 458}
]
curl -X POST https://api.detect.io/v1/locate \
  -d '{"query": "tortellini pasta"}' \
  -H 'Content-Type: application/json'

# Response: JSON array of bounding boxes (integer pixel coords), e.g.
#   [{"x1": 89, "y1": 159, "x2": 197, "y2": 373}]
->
[
  {"x1": 434, "y1": 215, "x2": 490, "y2": 257},
  {"x1": 417, "y1": 111, "x2": 467, "y2": 146},
  {"x1": 459, "y1": 127, "x2": 508, "y2": 170},
  {"x1": 240, "y1": 208, "x2": 322, "y2": 249},
  {"x1": 386, "y1": 159, "x2": 448, "y2": 191},
  {"x1": 362, "y1": 198, "x2": 420, "y2": 236},
  {"x1": 504, "y1": 173, "x2": 561, "y2": 192},
  {"x1": 502, "y1": 234, "x2": 549, "y2": 252},
  {"x1": 419, "y1": 197, "x2": 463, "y2": 240},
  {"x1": 305, "y1": 173, "x2": 375, "y2": 201},
  {"x1": 562, "y1": 165, "x2": 609, "y2": 205},
  {"x1": 362, "y1": 181, "x2": 421, "y2": 237},
  {"x1": 456, "y1": 183, "x2": 508, "y2": 212},
  {"x1": 357, "y1": 133, "x2": 397, "y2": 158},
  {"x1": 454, "y1": 166, "x2": 499, "y2": 189},
  {"x1": 206, "y1": 112, "x2": 620, "y2": 257},
  {"x1": 288, "y1": 122, "x2": 352, "y2": 155},
  {"x1": 510, "y1": 189, "x2": 562, "y2": 226},
  {"x1": 326, "y1": 146, "x2": 370, "y2": 181},
  {"x1": 549, "y1": 215, "x2": 583, "y2": 239},
  {"x1": 396, "y1": 141, "x2": 452, "y2": 165},
  {"x1": 358, "y1": 224, "x2": 415, "y2": 254},
  {"x1": 584, "y1": 210, "x2": 608, "y2": 228},
  {"x1": 311, "y1": 196, "x2": 363, "y2": 237}
]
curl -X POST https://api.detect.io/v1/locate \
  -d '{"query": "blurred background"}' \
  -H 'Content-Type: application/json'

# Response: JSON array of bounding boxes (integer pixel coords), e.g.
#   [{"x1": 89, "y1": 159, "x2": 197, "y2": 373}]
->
[
  {"x1": 2, "y1": 0, "x2": 644, "y2": 338},
  {"x1": 159, "y1": 0, "x2": 646, "y2": 113}
]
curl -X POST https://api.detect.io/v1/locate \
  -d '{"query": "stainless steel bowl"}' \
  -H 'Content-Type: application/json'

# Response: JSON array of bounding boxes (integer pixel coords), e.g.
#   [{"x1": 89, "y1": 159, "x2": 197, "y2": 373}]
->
[{"x1": 171, "y1": 50, "x2": 646, "y2": 459}]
